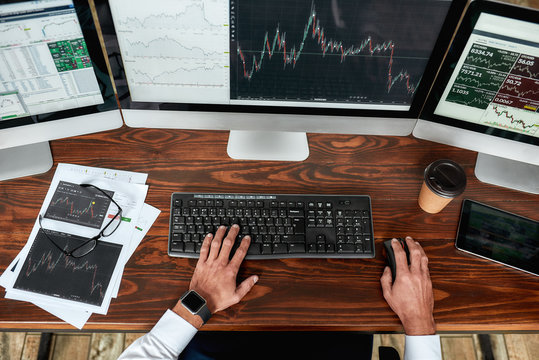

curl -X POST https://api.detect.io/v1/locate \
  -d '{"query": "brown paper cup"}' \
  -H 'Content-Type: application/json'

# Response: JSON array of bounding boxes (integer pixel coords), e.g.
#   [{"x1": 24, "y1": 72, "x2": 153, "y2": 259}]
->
[
  {"x1": 418, "y1": 182, "x2": 454, "y2": 213},
  {"x1": 418, "y1": 159, "x2": 467, "y2": 214}
]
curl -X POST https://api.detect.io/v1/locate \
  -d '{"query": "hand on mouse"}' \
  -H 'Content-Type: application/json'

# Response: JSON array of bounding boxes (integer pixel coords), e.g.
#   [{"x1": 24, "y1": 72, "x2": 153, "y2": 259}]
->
[{"x1": 380, "y1": 236, "x2": 436, "y2": 336}]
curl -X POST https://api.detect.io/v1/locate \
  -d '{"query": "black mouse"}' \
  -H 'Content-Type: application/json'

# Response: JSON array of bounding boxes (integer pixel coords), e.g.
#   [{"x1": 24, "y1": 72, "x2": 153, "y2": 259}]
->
[{"x1": 383, "y1": 238, "x2": 410, "y2": 283}]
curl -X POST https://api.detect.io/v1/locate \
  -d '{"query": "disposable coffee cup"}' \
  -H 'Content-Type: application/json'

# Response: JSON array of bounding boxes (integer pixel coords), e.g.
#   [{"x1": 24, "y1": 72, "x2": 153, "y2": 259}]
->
[{"x1": 418, "y1": 159, "x2": 467, "y2": 214}]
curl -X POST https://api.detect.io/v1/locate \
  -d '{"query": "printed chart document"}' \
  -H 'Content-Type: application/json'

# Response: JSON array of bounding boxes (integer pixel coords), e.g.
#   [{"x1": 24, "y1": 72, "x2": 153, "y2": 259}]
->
[{"x1": 0, "y1": 164, "x2": 160, "y2": 328}]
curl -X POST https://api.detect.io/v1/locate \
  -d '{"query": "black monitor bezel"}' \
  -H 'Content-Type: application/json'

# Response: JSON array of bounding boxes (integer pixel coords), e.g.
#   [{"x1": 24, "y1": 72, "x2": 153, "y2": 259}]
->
[
  {"x1": 419, "y1": 0, "x2": 539, "y2": 147},
  {"x1": 96, "y1": 0, "x2": 467, "y2": 120},
  {"x1": 0, "y1": 0, "x2": 118, "y2": 130}
]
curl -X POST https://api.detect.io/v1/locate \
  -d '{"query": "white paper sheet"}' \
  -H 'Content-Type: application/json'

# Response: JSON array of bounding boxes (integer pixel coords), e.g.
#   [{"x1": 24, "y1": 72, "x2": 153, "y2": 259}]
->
[{"x1": 111, "y1": 203, "x2": 161, "y2": 298}]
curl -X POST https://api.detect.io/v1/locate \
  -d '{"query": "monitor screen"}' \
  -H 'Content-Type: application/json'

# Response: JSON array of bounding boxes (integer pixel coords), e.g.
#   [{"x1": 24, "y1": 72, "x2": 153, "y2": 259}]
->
[
  {"x1": 415, "y1": 0, "x2": 538, "y2": 194},
  {"x1": 103, "y1": 0, "x2": 464, "y2": 117},
  {"x1": 433, "y1": 12, "x2": 539, "y2": 141},
  {"x1": 0, "y1": 0, "x2": 117, "y2": 128},
  {"x1": 0, "y1": 0, "x2": 122, "y2": 181}
]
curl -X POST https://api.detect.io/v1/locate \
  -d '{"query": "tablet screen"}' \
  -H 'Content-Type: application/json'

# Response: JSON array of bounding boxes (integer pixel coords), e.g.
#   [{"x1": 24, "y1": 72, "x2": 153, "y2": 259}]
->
[{"x1": 456, "y1": 199, "x2": 539, "y2": 276}]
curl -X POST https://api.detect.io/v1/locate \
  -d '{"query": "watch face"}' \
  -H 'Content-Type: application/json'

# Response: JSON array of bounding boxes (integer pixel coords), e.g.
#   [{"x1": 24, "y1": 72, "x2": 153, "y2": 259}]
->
[{"x1": 182, "y1": 291, "x2": 205, "y2": 313}]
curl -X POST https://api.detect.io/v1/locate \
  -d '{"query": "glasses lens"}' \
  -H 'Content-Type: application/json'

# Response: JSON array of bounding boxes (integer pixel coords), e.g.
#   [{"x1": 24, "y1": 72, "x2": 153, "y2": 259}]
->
[
  {"x1": 102, "y1": 210, "x2": 122, "y2": 237},
  {"x1": 71, "y1": 238, "x2": 97, "y2": 258}
]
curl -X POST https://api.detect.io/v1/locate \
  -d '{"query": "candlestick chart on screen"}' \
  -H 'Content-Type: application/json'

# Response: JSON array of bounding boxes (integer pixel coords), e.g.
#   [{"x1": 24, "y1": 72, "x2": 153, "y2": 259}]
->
[{"x1": 230, "y1": 0, "x2": 452, "y2": 105}]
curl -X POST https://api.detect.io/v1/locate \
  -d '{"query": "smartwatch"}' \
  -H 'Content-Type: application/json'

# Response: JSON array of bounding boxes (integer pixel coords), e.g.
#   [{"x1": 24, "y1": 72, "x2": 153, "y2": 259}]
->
[{"x1": 180, "y1": 290, "x2": 212, "y2": 324}]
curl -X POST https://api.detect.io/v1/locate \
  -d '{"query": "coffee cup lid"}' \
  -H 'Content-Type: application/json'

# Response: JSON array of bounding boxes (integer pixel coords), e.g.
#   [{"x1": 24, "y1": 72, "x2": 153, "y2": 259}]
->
[{"x1": 424, "y1": 159, "x2": 467, "y2": 198}]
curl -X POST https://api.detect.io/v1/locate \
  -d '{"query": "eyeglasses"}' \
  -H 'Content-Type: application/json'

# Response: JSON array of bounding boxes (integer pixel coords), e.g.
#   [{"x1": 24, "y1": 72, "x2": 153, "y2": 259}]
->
[{"x1": 38, "y1": 183, "x2": 123, "y2": 258}]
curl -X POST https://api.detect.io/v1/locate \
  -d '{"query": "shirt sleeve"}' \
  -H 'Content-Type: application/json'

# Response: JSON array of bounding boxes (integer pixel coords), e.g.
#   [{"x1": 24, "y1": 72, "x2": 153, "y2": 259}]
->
[
  {"x1": 118, "y1": 309, "x2": 198, "y2": 360},
  {"x1": 404, "y1": 335, "x2": 441, "y2": 360}
]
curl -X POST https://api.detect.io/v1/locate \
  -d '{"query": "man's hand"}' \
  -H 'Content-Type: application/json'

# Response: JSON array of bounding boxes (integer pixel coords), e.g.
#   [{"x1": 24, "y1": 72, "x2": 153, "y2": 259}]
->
[
  {"x1": 380, "y1": 236, "x2": 436, "y2": 336},
  {"x1": 176, "y1": 225, "x2": 258, "y2": 319}
]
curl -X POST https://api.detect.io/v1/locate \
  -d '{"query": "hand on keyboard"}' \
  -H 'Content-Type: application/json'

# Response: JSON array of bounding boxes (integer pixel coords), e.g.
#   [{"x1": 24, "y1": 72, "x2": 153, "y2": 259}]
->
[{"x1": 189, "y1": 225, "x2": 259, "y2": 313}]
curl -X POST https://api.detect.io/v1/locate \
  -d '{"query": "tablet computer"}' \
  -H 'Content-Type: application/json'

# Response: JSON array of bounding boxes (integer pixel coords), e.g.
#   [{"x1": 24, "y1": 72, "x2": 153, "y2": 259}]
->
[{"x1": 456, "y1": 199, "x2": 539, "y2": 276}]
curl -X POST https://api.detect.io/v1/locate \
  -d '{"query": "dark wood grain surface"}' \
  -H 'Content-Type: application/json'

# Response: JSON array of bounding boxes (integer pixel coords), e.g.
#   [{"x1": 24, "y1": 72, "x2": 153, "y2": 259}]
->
[{"x1": 0, "y1": 127, "x2": 537, "y2": 332}]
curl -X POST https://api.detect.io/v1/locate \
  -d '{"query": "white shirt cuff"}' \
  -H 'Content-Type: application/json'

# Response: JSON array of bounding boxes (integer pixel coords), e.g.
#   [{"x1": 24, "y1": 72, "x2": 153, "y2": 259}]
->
[
  {"x1": 404, "y1": 335, "x2": 441, "y2": 360},
  {"x1": 149, "y1": 309, "x2": 199, "y2": 355}
]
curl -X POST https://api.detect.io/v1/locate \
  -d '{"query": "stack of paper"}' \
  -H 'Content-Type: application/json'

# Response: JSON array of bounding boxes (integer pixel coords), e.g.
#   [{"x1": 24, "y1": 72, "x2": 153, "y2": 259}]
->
[{"x1": 0, "y1": 164, "x2": 160, "y2": 329}]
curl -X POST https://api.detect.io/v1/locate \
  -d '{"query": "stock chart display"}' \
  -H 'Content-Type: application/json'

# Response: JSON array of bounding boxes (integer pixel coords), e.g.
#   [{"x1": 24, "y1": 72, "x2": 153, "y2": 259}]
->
[
  {"x1": 44, "y1": 181, "x2": 114, "y2": 229},
  {"x1": 110, "y1": 0, "x2": 453, "y2": 108},
  {"x1": 446, "y1": 43, "x2": 539, "y2": 135},
  {"x1": 436, "y1": 13, "x2": 539, "y2": 138},
  {"x1": 0, "y1": 1, "x2": 103, "y2": 121},
  {"x1": 13, "y1": 229, "x2": 121, "y2": 306},
  {"x1": 230, "y1": 0, "x2": 452, "y2": 105}
]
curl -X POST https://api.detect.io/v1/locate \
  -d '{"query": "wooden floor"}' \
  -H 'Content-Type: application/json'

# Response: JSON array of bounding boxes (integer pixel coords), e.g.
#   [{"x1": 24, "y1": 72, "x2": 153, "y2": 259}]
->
[{"x1": 0, "y1": 332, "x2": 537, "y2": 359}]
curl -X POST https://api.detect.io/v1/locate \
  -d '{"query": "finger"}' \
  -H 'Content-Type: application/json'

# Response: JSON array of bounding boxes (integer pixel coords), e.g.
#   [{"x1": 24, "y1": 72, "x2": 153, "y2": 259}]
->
[
  {"x1": 391, "y1": 238, "x2": 408, "y2": 274},
  {"x1": 234, "y1": 275, "x2": 259, "y2": 301},
  {"x1": 209, "y1": 226, "x2": 227, "y2": 261},
  {"x1": 218, "y1": 224, "x2": 240, "y2": 263},
  {"x1": 414, "y1": 240, "x2": 431, "y2": 277},
  {"x1": 421, "y1": 255, "x2": 431, "y2": 279},
  {"x1": 380, "y1": 266, "x2": 393, "y2": 300},
  {"x1": 406, "y1": 236, "x2": 422, "y2": 274},
  {"x1": 229, "y1": 235, "x2": 251, "y2": 270},
  {"x1": 198, "y1": 233, "x2": 213, "y2": 262}
]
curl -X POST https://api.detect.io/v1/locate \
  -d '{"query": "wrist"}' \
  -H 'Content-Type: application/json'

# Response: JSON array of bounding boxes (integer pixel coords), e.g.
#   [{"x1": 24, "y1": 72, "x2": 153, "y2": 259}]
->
[
  {"x1": 402, "y1": 315, "x2": 436, "y2": 336},
  {"x1": 172, "y1": 300, "x2": 205, "y2": 329},
  {"x1": 172, "y1": 290, "x2": 212, "y2": 329}
]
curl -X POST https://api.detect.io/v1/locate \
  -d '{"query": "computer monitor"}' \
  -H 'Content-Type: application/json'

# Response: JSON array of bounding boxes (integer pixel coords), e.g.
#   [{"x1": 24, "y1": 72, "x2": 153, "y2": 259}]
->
[
  {"x1": 414, "y1": 0, "x2": 539, "y2": 194},
  {"x1": 0, "y1": 0, "x2": 122, "y2": 181},
  {"x1": 97, "y1": 0, "x2": 465, "y2": 161}
]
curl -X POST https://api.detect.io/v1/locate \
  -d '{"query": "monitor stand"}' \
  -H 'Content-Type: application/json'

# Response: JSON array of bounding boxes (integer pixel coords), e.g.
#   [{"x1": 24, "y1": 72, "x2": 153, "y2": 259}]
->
[
  {"x1": 475, "y1": 153, "x2": 539, "y2": 194},
  {"x1": 0, "y1": 142, "x2": 53, "y2": 181},
  {"x1": 227, "y1": 130, "x2": 309, "y2": 161}
]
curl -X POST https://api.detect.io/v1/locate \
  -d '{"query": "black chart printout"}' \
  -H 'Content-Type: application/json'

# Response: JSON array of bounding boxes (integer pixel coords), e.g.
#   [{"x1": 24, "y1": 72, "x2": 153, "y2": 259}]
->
[
  {"x1": 13, "y1": 229, "x2": 122, "y2": 306},
  {"x1": 44, "y1": 181, "x2": 114, "y2": 229}
]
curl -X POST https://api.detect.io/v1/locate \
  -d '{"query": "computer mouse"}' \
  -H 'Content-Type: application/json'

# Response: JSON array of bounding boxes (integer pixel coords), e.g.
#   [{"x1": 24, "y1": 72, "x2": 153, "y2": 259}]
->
[{"x1": 383, "y1": 238, "x2": 410, "y2": 283}]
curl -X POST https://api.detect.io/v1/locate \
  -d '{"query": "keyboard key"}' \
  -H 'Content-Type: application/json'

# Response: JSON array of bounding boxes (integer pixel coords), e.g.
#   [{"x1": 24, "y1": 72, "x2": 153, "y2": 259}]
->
[
  {"x1": 292, "y1": 218, "x2": 305, "y2": 234},
  {"x1": 288, "y1": 209, "x2": 304, "y2": 217},
  {"x1": 184, "y1": 242, "x2": 196, "y2": 253},
  {"x1": 273, "y1": 244, "x2": 287, "y2": 254},
  {"x1": 362, "y1": 219, "x2": 371, "y2": 233},
  {"x1": 281, "y1": 235, "x2": 305, "y2": 243},
  {"x1": 171, "y1": 241, "x2": 183, "y2": 252},
  {"x1": 289, "y1": 243, "x2": 306, "y2": 253},
  {"x1": 262, "y1": 243, "x2": 272, "y2": 255},
  {"x1": 248, "y1": 244, "x2": 261, "y2": 255},
  {"x1": 338, "y1": 244, "x2": 355, "y2": 253}
]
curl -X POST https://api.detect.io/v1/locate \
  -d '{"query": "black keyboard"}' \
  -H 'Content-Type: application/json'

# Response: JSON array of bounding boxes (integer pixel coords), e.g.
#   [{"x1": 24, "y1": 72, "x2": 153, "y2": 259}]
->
[{"x1": 168, "y1": 193, "x2": 374, "y2": 259}]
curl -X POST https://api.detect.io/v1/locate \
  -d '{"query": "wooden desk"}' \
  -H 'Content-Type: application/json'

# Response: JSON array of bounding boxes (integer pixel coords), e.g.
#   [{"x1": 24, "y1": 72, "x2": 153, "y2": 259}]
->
[{"x1": 0, "y1": 127, "x2": 537, "y2": 332}]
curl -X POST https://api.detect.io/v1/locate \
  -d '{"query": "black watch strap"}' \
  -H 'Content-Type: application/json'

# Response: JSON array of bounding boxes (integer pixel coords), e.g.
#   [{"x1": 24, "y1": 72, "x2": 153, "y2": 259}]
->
[
  {"x1": 180, "y1": 290, "x2": 212, "y2": 324},
  {"x1": 197, "y1": 303, "x2": 212, "y2": 324}
]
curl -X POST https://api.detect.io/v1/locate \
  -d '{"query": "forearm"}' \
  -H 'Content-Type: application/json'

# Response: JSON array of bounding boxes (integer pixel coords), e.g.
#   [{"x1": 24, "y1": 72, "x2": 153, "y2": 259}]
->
[{"x1": 118, "y1": 310, "x2": 198, "y2": 360}]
